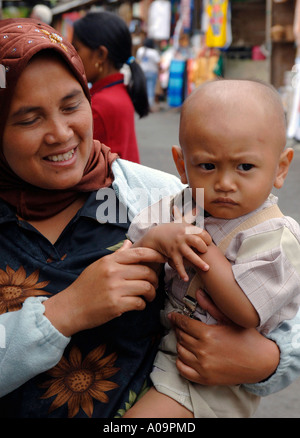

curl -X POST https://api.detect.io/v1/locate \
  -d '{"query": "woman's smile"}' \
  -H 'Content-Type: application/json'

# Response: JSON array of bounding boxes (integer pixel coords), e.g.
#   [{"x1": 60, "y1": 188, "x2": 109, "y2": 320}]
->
[{"x1": 44, "y1": 147, "x2": 77, "y2": 164}]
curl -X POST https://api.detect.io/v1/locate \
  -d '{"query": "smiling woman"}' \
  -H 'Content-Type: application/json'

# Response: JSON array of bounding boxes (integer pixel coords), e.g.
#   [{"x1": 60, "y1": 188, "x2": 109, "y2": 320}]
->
[{"x1": 0, "y1": 18, "x2": 177, "y2": 417}]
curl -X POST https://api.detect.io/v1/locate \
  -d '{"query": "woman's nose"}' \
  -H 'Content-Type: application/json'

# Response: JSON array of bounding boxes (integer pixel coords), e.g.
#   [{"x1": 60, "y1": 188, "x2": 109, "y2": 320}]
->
[{"x1": 44, "y1": 117, "x2": 73, "y2": 144}]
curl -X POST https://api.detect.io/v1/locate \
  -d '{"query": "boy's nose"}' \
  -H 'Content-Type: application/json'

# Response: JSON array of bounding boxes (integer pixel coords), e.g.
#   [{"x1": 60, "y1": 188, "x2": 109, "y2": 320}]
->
[{"x1": 214, "y1": 172, "x2": 237, "y2": 192}]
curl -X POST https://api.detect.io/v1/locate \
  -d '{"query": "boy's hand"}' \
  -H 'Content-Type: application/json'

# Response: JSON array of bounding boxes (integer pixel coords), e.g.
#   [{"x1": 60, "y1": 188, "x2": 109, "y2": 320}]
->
[{"x1": 144, "y1": 222, "x2": 211, "y2": 281}]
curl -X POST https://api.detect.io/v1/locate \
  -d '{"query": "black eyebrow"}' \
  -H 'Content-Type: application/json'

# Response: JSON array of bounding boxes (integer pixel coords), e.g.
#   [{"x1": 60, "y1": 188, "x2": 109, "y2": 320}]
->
[
  {"x1": 11, "y1": 105, "x2": 41, "y2": 119},
  {"x1": 60, "y1": 88, "x2": 83, "y2": 102},
  {"x1": 10, "y1": 88, "x2": 83, "y2": 119}
]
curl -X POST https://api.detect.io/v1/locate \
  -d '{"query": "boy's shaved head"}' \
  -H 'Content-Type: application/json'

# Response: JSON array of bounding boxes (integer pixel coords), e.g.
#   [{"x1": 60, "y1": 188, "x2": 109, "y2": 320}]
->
[{"x1": 179, "y1": 79, "x2": 287, "y2": 155}]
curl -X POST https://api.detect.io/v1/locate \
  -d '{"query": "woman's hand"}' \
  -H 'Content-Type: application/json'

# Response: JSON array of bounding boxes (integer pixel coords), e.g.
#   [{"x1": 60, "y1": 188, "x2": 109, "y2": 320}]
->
[
  {"x1": 44, "y1": 240, "x2": 166, "y2": 337},
  {"x1": 169, "y1": 290, "x2": 280, "y2": 386}
]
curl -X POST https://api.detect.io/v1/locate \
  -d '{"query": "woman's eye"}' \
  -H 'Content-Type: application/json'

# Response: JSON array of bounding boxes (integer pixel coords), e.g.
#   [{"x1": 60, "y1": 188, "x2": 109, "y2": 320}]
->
[
  {"x1": 238, "y1": 163, "x2": 254, "y2": 171},
  {"x1": 199, "y1": 163, "x2": 215, "y2": 170},
  {"x1": 17, "y1": 117, "x2": 38, "y2": 126},
  {"x1": 62, "y1": 102, "x2": 80, "y2": 113}
]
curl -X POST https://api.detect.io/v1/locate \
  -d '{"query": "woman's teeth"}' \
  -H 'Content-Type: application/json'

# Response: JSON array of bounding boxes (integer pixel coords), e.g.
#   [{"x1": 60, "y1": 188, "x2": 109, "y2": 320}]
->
[{"x1": 47, "y1": 149, "x2": 74, "y2": 162}]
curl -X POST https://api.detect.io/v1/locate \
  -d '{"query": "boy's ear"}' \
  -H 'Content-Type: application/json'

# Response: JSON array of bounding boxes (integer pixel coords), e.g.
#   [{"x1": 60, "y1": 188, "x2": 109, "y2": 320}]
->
[
  {"x1": 274, "y1": 148, "x2": 294, "y2": 189},
  {"x1": 172, "y1": 145, "x2": 188, "y2": 185}
]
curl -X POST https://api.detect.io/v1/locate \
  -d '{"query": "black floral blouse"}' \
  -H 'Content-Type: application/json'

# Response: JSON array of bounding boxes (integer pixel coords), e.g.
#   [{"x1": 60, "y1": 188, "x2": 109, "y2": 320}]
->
[{"x1": 0, "y1": 191, "x2": 164, "y2": 418}]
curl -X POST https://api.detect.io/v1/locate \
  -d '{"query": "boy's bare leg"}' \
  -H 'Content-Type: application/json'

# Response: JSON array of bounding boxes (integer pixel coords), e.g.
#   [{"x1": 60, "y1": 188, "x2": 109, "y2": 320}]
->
[{"x1": 123, "y1": 387, "x2": 194, "y2": 418}]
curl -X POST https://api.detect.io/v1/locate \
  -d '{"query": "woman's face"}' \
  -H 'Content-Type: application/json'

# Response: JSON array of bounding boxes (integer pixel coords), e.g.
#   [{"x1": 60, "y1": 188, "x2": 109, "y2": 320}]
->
[
  {"x1": 2, "y1": 54, "x2": 93, "y2": 190},
  {"x1": 72, "y1": 36, "x2": 100, "y2": 84}
]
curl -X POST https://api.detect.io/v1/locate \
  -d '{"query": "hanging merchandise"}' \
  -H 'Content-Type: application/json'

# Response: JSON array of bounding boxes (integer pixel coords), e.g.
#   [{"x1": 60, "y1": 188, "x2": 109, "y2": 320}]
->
[
  {"x1": 168, "y1": 59, "x2": 187, "y2": 107},
  {"x1": 180, "y1": 0, "x2": 194, "y2": 33},
  {"x1": 202, "y1": 0, "x2": 232, "y2": 49},
  {"x1": 148, "y1": 0, "x2": 171, "y2": 40},
  {"x1": 60, "y1": 12, "x2": 83, "y2": 41},
  {"x1": 170, "y1": 0, "x2": 181, "y2": 36},
  {"x1": 186, "y1": 48, "x2": 220, "y2": 94}
]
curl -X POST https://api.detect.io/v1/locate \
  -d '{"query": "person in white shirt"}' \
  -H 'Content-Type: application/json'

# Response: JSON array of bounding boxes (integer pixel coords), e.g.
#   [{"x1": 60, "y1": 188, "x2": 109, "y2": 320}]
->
[{"x1": 136, "y1": 38, "x2": 161, "y2": 108}]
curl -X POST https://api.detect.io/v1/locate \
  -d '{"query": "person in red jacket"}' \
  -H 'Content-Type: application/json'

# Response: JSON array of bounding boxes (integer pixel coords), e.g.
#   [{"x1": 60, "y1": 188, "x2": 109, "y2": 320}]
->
[{"x1": 73, "y1": 11, "x2": 149, "y2": 163}]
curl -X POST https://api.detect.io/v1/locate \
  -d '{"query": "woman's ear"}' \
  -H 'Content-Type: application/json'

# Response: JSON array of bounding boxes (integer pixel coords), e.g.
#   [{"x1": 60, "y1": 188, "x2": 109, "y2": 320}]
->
[
  {"x1": 274, "y1": 147, "x2": 294, "y2": 189},
  {"x1": 97, "y1": 45, "x2": 109, "y2": 62},
  {"x1": 172, "y1": 145, "x2": 188, "y2": 184}
]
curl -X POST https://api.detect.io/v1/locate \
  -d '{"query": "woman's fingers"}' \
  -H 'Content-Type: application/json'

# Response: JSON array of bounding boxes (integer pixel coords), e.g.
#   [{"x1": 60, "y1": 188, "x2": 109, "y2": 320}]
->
[
  {"x1": 82, "y1": 246, "x2": 164, "y2": 304},
  {"x1": 168, "y1": 312, "x2": 205, "y2": 358},
  {"x1": 45, "y1": 245, "x2": 165, "y2": 336},
  {"x1": 115, "y1": 244, "x2": 167, "y2": 265},
  {"x1": 175, "y1": 343, "x2": 204, "y2": 383},
  {"x1": 104, "y1": 246, "x2": 165, "y2": 292},
  {"x1": 118, "y1": 238, "x2": 133, "y2": 251},
  {"x1": 119, "y1": 276, "x2": 157, "y2": 302},
  {"x1": 115, "y1": 292, "x2": 149, "y2": 314},
  {"x1": 168, "y1": 312, "x2": 213, "y2": 384}
]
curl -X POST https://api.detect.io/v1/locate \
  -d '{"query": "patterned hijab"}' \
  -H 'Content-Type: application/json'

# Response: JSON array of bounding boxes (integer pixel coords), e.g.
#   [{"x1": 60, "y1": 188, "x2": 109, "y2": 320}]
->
[{"x1": 0, "y1": 18, "x2": 118, "y2": 220}]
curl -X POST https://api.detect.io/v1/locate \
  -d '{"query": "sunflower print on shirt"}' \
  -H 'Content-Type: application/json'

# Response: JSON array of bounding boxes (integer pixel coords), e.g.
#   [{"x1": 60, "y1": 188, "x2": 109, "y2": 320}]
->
[
  {"x1": 40, "y1": 344, "x2": 120, "y2": 418},
  {"x1": 0, "y1": 265, "x2": 50, "y2": 314}
]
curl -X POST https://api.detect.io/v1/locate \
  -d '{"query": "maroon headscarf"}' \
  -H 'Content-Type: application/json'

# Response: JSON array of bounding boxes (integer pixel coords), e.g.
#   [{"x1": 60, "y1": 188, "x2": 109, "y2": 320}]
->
[{"x1": 0, "y1": 18, "x2": 118, "y2": 220}]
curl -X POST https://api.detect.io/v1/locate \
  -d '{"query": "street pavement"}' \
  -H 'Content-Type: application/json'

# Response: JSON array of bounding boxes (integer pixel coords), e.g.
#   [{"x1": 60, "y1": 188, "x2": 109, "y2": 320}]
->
[{"x1": 135, "y1": 104, "x2": 300, "y2": 418}]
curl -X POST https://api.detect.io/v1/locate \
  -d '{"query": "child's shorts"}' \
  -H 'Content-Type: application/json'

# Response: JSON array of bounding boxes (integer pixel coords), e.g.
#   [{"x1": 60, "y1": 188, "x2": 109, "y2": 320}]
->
[{"x1": 150, "y1": 330, "x2": 260, "y2": 418}]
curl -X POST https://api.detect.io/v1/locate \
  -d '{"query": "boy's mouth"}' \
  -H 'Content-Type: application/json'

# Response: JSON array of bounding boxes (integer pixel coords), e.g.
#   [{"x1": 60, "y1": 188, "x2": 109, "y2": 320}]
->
[{"x1": 213, "y1": 197, "x2": 238, "y2": 205}]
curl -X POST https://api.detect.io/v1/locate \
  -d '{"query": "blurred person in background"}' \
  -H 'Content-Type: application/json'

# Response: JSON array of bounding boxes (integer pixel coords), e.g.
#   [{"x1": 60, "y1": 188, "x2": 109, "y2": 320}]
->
[
  {"x1": 30, "y1": 4, "x2": 53, "y2": 25},
  {"x1": 73, "y1": 12, "x2": 149, "y2": 163},
  {"x1": 136, "y1": 38, "x2": 161, "y2": 110}
]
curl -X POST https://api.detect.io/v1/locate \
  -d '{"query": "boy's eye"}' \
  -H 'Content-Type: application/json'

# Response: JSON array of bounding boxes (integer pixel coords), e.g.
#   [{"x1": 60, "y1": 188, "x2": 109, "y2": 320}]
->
[
  {"x1": 238, "y1": 163, "x2": 254, "y2": 171},
  {"x1": 200, "y1": 163, "x2": 215, "y2": 170}
]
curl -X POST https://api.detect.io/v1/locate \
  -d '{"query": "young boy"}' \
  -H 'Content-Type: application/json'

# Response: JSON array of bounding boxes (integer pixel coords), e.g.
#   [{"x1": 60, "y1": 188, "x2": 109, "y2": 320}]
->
[{"x1": 125, "y1": 79, "x2": 300, "y2": 418}]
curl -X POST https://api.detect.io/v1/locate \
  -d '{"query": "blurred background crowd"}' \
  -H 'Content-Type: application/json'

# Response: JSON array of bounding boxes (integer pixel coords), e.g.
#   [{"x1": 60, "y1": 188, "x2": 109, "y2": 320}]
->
[{"x1": 1, "y1": 0, "x2": 299, "y2": 138}]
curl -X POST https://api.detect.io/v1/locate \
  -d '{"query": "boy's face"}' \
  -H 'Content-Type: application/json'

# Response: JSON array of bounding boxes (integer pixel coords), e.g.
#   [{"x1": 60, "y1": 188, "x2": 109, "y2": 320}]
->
[{"x1": 174, "y1": 97, "x2": 292, "y2": 219}]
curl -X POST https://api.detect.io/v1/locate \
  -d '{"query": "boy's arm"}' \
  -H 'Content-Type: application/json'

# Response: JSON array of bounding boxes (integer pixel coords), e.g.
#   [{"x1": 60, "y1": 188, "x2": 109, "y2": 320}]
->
[{"x1": 198, "y1": 243, "x2": 259, "y2": 328}]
